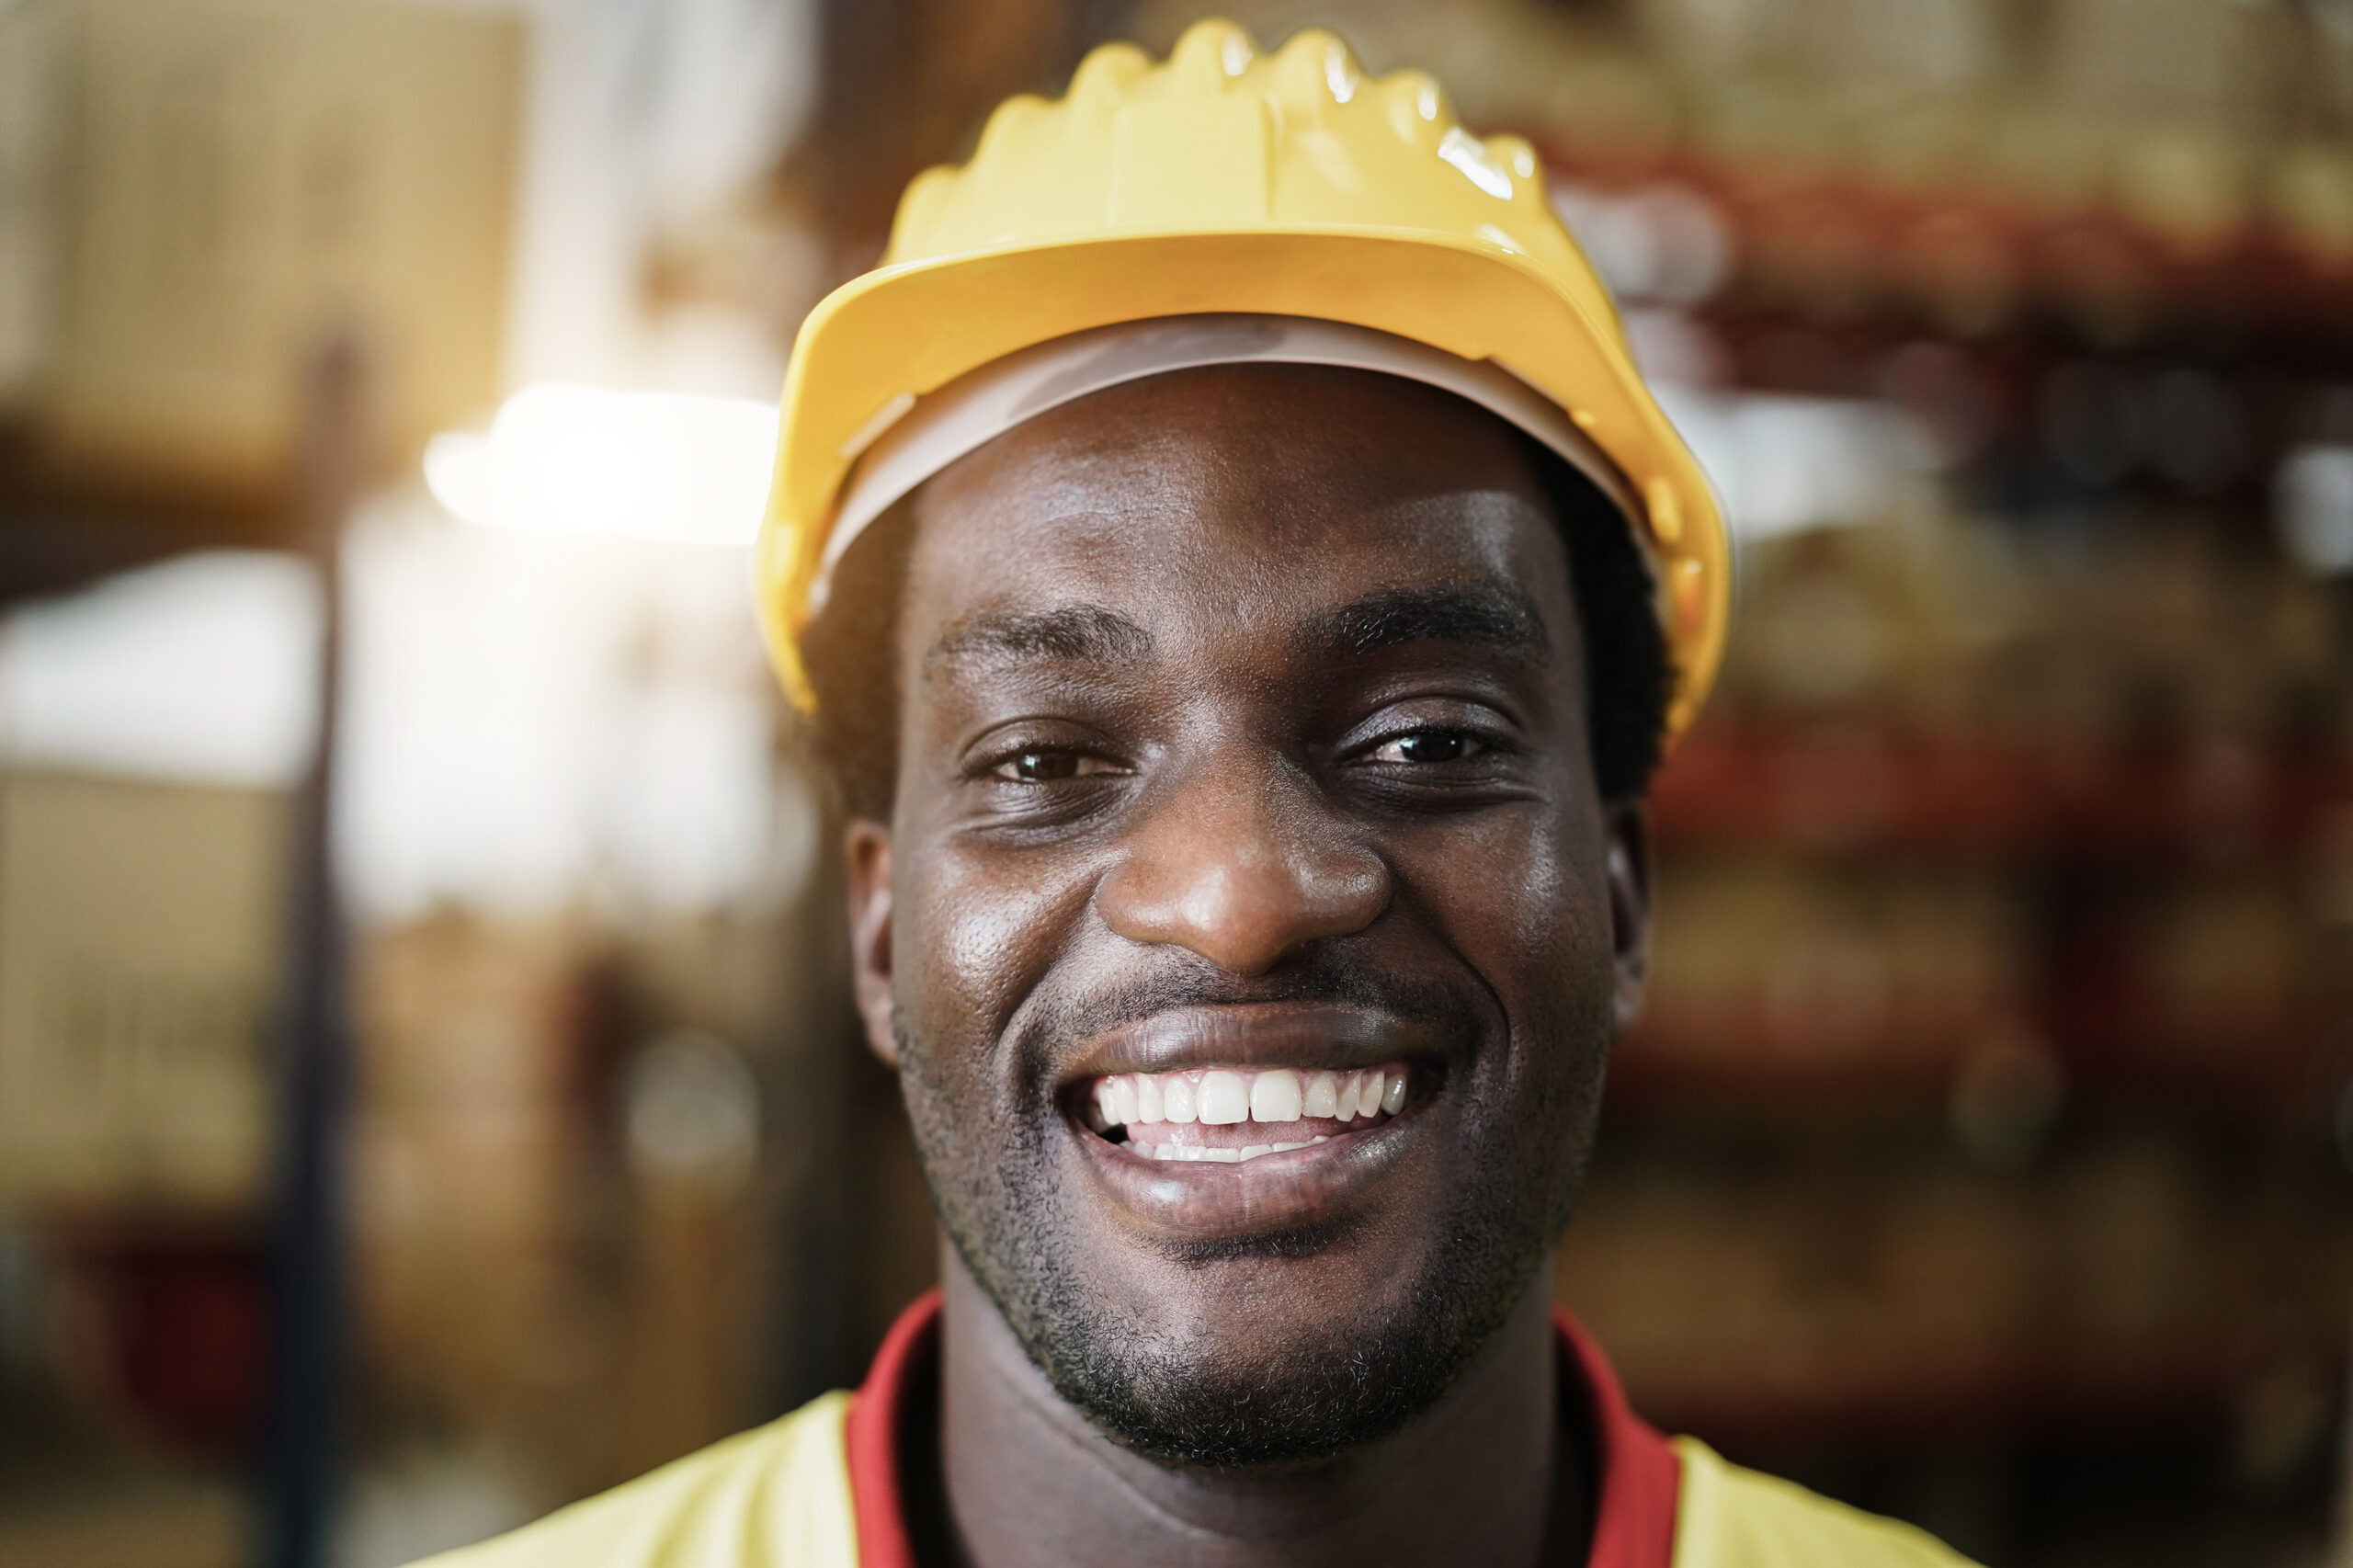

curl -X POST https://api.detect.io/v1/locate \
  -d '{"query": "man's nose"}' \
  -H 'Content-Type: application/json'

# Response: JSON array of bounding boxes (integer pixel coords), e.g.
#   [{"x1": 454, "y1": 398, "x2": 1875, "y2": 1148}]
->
[{"x1": 1095, "y1": 752, "x2": 1390, "y2": 973}]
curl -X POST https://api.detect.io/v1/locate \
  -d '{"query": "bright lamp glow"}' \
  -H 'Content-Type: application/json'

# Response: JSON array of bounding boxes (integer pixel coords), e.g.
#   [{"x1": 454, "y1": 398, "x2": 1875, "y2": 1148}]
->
[{"x1": 425, "y1": 385, "x2": 779, "y2": 546}]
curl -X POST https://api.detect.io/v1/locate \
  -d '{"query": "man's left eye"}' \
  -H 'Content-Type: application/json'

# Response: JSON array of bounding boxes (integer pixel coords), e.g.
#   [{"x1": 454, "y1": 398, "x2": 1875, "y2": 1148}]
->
[
  {"x1": 991, "y1": 749, "x2": 1120, "y2": 783},
  {"x1": 1366, "y1": 730, "x2": 1484, "y2": 765}
]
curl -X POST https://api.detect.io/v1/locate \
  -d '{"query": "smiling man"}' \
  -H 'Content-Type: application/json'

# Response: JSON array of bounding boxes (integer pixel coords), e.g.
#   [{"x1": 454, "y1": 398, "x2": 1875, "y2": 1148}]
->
[{"x1": 423, "y1": 20, "x2": 1973, "y2": 1568}]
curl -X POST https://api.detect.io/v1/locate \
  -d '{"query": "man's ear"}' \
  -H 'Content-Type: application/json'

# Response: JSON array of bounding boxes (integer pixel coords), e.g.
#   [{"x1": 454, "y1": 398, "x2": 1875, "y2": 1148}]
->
[
  {"x1": 1605, "y1": 802, "x2": 1652, "y2": 1037},
  {"x1": 845, "y1": 819, "x2": 901, "y2": 1068}
]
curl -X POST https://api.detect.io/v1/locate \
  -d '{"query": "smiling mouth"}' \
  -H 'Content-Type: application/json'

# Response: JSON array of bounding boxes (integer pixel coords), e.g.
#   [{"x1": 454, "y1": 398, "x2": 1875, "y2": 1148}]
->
[{"x1": 1081, "y1": 1063, "x2": 1415, "y2": 1164}]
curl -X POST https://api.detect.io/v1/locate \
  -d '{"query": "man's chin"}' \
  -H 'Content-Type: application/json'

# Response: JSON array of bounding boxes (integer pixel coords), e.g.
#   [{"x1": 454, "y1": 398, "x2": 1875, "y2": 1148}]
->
[
  {"x1": 1025, "y1": 1306, "x2": 1480, "y2": 1471},
  {"x1": 951, "y1": 1213, "x2": 1548, "y2": 1471}
]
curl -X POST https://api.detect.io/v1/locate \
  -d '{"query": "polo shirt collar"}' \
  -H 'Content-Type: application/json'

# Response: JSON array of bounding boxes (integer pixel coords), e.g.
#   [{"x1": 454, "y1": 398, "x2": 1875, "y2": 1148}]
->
[{"x1": 843, "y1": 1290, "x2": 1680, "y2": 1568}]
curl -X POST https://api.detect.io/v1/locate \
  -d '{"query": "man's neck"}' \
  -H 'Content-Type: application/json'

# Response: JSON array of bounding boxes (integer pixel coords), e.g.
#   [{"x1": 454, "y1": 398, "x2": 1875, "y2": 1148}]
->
[{"x1": 923, "y1": 1250, "x2": 1586, "y2": 1568}]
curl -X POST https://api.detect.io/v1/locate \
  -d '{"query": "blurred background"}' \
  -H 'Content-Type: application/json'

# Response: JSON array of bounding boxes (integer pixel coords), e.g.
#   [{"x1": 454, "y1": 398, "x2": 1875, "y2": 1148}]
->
[{"x1": 0, "y1": 0, "x2": 2348, "y2": 1563}]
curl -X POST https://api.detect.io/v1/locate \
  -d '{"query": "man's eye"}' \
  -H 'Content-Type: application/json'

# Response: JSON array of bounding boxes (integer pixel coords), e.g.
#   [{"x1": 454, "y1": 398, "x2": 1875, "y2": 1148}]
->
[
  {"x1": 992, "y1": 749, "x2": 1114, "y2": 783},
  {"x1": 1366, "y1": 730, "x2": 1484, "y2": 765}
]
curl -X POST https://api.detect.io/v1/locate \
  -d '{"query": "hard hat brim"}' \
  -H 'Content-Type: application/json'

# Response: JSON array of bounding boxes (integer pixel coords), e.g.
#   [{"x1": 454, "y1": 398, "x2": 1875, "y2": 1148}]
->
[{"x1": 757, "y1": 225, "x2": 1729, "y2": 738}]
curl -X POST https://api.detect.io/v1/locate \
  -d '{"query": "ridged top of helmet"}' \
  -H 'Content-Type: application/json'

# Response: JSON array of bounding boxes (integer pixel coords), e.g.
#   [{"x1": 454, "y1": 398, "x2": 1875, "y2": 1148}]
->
[
  {"x1": 883, "y1": 20, "x2": 1620, "y2": 347},
  {"x1": 756, "y1": 17, "x2": 1727, "y2": 734}
]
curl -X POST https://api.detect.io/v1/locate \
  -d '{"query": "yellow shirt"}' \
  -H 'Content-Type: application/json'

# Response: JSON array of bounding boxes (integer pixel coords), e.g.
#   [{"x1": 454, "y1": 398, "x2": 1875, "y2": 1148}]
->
[{"x1": 415, "y1": 1295, "x2": 1976, "y2": 1568}]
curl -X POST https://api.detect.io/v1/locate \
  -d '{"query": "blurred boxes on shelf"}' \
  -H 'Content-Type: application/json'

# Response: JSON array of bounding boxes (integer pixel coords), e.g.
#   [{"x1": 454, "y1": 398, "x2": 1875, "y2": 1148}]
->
[
  {"x1": 0, "y1": 0, "x2": 63, "y2": 412},
  {"x1": 350, "y1": 903, "x2": 833, "y2": 1517},
  {"x1": 0, "y1": 0, "x2": 523, "y2": 502},
  {"x1": 1559, "y1": 1124, "x2": 2353, "y2": 1448},
  {"x1": 1631, "y1": 858, "x2": 2025, "y2": 1096},
  {"x1": 0, "y1": 772, "x2": 285, "y2": 1213}
]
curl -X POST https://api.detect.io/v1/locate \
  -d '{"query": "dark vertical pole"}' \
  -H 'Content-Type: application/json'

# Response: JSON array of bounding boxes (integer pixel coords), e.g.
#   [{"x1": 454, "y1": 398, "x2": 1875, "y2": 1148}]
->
[
  {"x1": 263, "y1": 335, "x2": 369, "y2": 1568},
  {"x1": 2331, "y1": 1301, "x2": 2353, "y2": 1568}
]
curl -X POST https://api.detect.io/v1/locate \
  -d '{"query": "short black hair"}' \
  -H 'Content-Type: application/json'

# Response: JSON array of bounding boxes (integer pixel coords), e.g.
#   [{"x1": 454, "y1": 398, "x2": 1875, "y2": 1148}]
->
[{"x1": 801, "y1": 434, "x2": 1670, "y2": 819}]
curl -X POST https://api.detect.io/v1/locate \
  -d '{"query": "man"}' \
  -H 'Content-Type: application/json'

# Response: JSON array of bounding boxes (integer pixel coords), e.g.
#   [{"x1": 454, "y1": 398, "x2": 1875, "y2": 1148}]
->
[{"x1": 426, "y1": 21, "x2": 1975, "y2": 1568}]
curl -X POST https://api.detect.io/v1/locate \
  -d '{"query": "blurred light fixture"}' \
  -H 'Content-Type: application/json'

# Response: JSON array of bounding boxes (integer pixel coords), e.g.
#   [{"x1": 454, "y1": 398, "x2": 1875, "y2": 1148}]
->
[
  {"x1": 1550, "y1": 182, "x2": 1733, "y2": 305},
  {"x1": 424, "y1": 385, "x2": 778, "y2": 546},
  {"x1": 1656, "y1": 386, "x2": 1931, "y2": 543},
  {"x1": 626, "y1": 1029, "x2": 761, "y2": 1198},
  {"x1": 0, "y1": 551, "x2": 321, "y2": 788},
  {"x1": 2274, "y1": 444, "x2": 2353, "y2": 576}
]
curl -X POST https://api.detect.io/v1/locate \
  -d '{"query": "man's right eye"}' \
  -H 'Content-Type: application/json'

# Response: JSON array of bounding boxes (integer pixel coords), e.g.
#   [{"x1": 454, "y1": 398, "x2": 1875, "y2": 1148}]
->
[{"x1": 993, "y1": 749, "x2": 1109, "y2": 783}]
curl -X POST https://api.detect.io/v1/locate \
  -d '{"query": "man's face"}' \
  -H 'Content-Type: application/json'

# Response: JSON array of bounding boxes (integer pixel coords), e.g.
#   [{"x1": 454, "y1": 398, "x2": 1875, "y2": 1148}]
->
[{"x1": 847, "y1": 364, "x2": 1647, "y2": 1469}]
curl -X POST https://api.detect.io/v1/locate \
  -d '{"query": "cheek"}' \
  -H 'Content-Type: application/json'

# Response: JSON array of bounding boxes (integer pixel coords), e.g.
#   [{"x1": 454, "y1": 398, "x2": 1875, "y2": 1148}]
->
[
  {"x1": 1386, "y1": 804, "x2": 1611, "y2": 1231},
  {"x1": 893, "y1": 840, "x2": 1097, "y2": 1065},
  {"x1": 1398, "y1": 804, "x2": 1614, "y2": 1019}
]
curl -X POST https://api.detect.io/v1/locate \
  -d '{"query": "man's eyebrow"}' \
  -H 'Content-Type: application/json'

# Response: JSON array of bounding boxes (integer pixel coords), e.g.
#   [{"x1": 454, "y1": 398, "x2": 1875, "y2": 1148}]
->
[
  {"x1": 925, "y1": 605, "x2": 1154, "y2": 680},
  {"x1": 1308, "y1": 585, "x2": 1551, "y2": 662}
]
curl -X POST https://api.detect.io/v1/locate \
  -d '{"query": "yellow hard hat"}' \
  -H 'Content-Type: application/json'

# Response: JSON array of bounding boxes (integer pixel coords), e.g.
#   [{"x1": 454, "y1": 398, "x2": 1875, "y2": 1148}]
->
[{"x1": 756, "y1": 17, "x2": 1729, "y2": 741}]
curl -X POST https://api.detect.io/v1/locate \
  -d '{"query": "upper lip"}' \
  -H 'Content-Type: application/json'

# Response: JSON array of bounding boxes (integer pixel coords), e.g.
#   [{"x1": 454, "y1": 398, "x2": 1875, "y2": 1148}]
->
[{"x1": 1057, "y1": 1002, "x2": 1443, "y2": 1087}]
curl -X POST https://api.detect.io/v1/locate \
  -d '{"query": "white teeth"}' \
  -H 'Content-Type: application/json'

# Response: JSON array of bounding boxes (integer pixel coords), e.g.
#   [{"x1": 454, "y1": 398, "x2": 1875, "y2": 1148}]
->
[
  {"x1": 1204, "y1": 1145, "x2": 1241, "y2": 1163},
  {"x1": 1094, "y1": 1063, "x2": 1412, "y2": 1138},
  {"x1": 1238, "y1": 1144, "x2": 1270, "y2": 1161},
  {"x1": 1250, "y1": 1068, "x2": 1303, "y2": 1123},
  {"x1": 1161, "y1": 1074, "x2": 1198, "y2": 1123},
  {"x1": 1198, "y1": 1070, "x2": 1250, "y2": 1125}
]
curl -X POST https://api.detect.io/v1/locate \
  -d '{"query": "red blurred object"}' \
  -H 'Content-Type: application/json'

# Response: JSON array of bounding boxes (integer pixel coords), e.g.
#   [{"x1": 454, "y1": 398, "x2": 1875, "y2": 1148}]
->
[
  {"x1": 50, "y1": 1223, "x2": 269, "y2": 1460},
  {"x1": 1650, "y1": 722, "x2": 2353, "y2": 863}
]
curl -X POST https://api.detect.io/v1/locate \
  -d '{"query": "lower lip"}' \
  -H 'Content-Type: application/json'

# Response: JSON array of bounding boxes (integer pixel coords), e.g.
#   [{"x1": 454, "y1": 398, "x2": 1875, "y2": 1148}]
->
[{"x1": 1069, "y1": 1101, "x2": 1424, "y2": 1239}]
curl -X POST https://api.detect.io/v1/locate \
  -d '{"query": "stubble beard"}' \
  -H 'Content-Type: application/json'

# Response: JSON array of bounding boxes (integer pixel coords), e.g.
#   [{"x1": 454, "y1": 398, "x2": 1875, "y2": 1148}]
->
[{"x1": 891, "y1": 985, "x2": 1601, "y2": 1472}]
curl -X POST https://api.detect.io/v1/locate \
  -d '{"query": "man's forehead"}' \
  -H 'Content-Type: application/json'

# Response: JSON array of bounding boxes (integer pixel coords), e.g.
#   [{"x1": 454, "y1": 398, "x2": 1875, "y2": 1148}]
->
[
  {"x1": 892, "y1": 365, "x2": 1579, "y2": 687},
  {"x1": 912, "y1": 362, "x2": 1550, "y2": 538},
  {"x1": 904, "y1": 494, "x2": 1570, "y2": 699}
]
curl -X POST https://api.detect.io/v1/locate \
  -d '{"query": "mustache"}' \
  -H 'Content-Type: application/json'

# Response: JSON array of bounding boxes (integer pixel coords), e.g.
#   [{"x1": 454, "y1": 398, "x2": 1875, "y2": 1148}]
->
[{"x1": 1020, "y1": 949, "x2": 1481, "y2": 1057}]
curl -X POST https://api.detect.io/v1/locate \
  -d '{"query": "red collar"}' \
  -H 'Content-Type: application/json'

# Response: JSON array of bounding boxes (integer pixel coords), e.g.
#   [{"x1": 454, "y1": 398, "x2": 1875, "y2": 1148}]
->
[{"x1": 844, "y1": 1290, "x2": 1679, "y2": 1568}]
